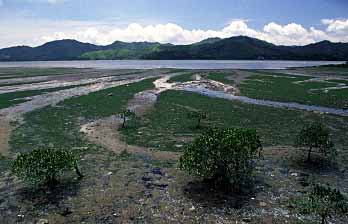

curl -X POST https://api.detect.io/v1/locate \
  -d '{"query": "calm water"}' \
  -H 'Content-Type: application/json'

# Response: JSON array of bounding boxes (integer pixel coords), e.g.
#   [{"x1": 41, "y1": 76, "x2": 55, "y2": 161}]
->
[{"x1": 0, "y1": 60, "x2": 344, "y2": 69}]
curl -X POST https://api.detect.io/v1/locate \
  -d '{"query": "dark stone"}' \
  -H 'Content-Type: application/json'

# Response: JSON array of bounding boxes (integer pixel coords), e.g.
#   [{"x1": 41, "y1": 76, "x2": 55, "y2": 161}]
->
[
  {"x1": 151, "y1": 167, "x2": 163, "y2": 176},
  {"x1": 153, "y1": 181, "x2": 168, "y2": 189},
  {"x1": 142, "y1": 176, "x2": 152, "y2": 182},
  {"x1": 242, "y1": 217, "x2": 251, "y2": 223},
  {"x1": 58, "y1": 207, "x2": 73, "y2": 217}
]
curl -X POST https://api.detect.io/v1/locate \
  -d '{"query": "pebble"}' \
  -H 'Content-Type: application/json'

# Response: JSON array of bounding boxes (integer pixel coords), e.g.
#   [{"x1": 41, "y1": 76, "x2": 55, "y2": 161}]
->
[
  {"x1": 259, "y1": 202, "x2": 267, "y2": 207},
  {"x1": 37, "y1": 219, "x2": 49, "y2": 224},
  {"x1": 242, "y1": 217, "x2": 251, "y2": 223},
  {"x1": 153, "y1": 180, "x2": 168, "y2": 188},
  {"x1": 142, "y1": 176, "x2": 152, "y2": 182},
  {"x1": 151, "y1": 167, "x2": 163, "y2": 176}
]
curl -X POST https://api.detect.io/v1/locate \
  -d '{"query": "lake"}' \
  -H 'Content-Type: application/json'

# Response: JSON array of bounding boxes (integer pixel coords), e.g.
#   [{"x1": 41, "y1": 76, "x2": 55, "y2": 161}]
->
[{"x1": 0, "y1": 60, "x2": 344, "y2": 69}]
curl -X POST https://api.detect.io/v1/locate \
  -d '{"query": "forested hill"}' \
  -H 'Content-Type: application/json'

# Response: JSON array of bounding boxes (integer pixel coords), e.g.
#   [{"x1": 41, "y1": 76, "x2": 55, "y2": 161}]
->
[{"x1": 0, "y1": 36, "x2": 347, "y2": 61}]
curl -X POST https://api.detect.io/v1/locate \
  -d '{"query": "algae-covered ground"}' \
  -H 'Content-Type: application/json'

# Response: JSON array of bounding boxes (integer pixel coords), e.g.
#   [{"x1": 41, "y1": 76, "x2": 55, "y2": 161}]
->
[{"x1": 0, "y1": 67, "x2": 347, "y2": 223}]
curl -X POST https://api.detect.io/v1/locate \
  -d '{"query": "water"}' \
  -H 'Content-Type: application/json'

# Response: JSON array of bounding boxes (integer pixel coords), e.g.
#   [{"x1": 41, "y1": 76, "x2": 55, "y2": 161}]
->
[
  {"x1": 182, "y1": 87, "x2": 348, "y2": 117},
  {"x1": 0, "y1": 60, "x2": 344, "y2": 69}
]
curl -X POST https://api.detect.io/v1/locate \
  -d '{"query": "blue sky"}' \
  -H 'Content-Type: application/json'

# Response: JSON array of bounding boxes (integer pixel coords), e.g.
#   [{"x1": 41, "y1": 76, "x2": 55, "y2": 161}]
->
[{"x1": 0, "y1": 0, "x2": 347, "y2": 48}]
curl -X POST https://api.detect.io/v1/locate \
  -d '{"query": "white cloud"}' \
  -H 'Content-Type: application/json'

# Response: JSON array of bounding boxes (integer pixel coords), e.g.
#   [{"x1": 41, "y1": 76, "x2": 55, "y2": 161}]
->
[
  {"x1": 1, "y1": 18, "x2": 348, "y2": 48},
  {"x1": 39, "y1": 19, "x2": 348, "y2": 47},
  {"x1": 322, "y1": 19, "x2": 348, "y2": 34},
  {"x1": 46, "y1": 0, "x2": 65, "y2": 3}
]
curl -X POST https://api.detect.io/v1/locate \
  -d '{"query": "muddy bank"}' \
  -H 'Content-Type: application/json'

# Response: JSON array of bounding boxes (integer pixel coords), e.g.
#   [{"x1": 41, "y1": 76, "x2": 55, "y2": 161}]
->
[
  {"x1": 181, "y1": 87, "x2": 348, "y2": 116},
  {"x1": 80, "y1": 117, "x2": 180, "y2": 162},
  {"x1": 0, "y1": 119, "x2": 12, "y2": 157},
  {"x1": 153, "y1": 74, "x2": 348, "y2": 117},
  {"x1": 0, "y1": 76, "x2": 159, "y2": 120}
]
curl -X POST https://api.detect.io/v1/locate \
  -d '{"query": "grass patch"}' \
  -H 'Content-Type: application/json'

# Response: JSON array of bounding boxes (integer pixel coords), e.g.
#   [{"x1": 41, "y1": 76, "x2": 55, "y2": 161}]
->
[
  {"x1": 240, "y1": 72, "x2": 347, "y2": 108},
  {"x1": 168, "y1": 73, "x2": 195, "y2": 83},
  {"x1": 9, "y1": 78, "x2": 156, "y2": 154},
  {"x1": 0, "y1": 80, "x2": 48, "y2": 87},
  {"x1": 0, "y1": 84, "x2": 91, "y2": 109},
  {"x1": 0, "y1": 68, "x2": 82, "y2": 79},
  {"x1": 206, "y1": 72, "x2": 235, "y2": 85},
  {"x1": 297, "y1": 66, "x2": 348, "y2": 76},
  {"x1": 121, "y1": 90, "x2": 348, "y2": 152},
  {"x1": 327, "y1": 79, "x2": 348, "y2": 85}
]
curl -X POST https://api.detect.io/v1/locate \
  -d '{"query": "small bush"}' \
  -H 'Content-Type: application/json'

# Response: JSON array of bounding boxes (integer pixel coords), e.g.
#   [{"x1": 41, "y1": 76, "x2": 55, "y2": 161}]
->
[
  {"x1": 12, "y1": 149, "x2": 83, "y2": 185},
  {"x1": 187, "y1": 111, "x2": 207, "y2": 128},
  {"x1": 118, "y1": 109, "x2": 136, "y2": 128},
  {"x1": 296, "y1": 184, "x2": 348, "y2": 224},
  {"x1": 295, "y1": 122, "x2": 336, "y2": 163},
  {"x1": 179, "y1": 128, "x2": 262, "y2": 191}
]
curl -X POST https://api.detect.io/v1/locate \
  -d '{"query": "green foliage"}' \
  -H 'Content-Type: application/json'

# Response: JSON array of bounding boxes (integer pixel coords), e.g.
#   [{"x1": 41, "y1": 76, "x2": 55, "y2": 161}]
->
[
  {"x1": 118, "y1": 109, "x2": 136, "y2": 128},
  {"x1": 296, "y1": 184, "x2": 348, "y2": 224},
  {"x1": 10, "y1": 78, "x2": 156, "y2": 154},
  {"x1": 240, "y1": 72, "x2": 348, "y2": 108},
  {"x1": 80, "y1": 43, "x2": 162, "y2": 60},
  {"x1": 168, "y1": 73, "x2": 194, "y2": 83},
  {"x1": 187, "y1": 110, "x2": 207, "y2": 128},
  {"x1": 206, "y1": 72, "x2": 235, "y2": 85},
  {"x1": 121, "y1": 90, "x2": 348, "y2": 152},
  {"x1": 179, "y1": 128, "x2": 262, "y2": 191},
  {"x1": 0, "y1": 84, "x2": 88, "y2": 109},
  {"x1": 295, "y1": 122, "x2": 336, "y2": 162},
  {"x1": 12, "y1": 149, "x2": 82, "y2": 185}
]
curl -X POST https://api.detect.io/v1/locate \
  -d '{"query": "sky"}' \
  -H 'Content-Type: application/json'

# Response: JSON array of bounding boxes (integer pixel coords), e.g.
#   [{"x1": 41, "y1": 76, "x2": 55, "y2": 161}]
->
[{"x1": 0, "y1": 0, "x2": 348, "y2": 48}]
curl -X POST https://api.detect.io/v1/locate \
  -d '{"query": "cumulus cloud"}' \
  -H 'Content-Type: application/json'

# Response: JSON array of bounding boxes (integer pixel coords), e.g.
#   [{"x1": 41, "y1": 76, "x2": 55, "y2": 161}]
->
[
  {"x1": 322, "y1": 19, "x2": 348, "y2": 34},
  {"x1": 1, "y1": 18, "x2": 348, "y2": 48},
  {"x1": 39, "y1": 19, "x2": 348, "y2": 47}
]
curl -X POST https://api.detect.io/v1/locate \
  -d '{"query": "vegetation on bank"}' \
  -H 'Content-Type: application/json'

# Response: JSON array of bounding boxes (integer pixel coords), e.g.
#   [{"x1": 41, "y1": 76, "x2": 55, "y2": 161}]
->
[
  {"x1": 0, "y1": 84, "x2": 92, "y2": 109},
  {"x1": 167, "y1": 72, "x2": 195, "y2": 83},
  {"x1": 296, "y1": 184, "x2": 348, "y2": 224},
  {"x1": 206, "y1": 72, "x2": 235, "y2": 85},
  {"x1": 295, "y1": 122, "x2": 336, "y2": 163},
  {"x1": 12, "y1": 149, "x2": 83, "y2": 185},
  {"x1": 9, "y1": 78, "x2": 156, "y2": 153},
  {"x1": 121, "y1": 90, "x2": 348, "y2": 151},
  {"x1": 180, "y1": 128, "x2": 262, "y2": 192},
  {"x1": 2, "y1": 71, "x2": 348, "y2": 223},
  {"x1": 240, "y1": 72, "x2": 348, "y2": 108},
  {"x1": 0, "y1": 67, "x2": 82, "y2": 79}
]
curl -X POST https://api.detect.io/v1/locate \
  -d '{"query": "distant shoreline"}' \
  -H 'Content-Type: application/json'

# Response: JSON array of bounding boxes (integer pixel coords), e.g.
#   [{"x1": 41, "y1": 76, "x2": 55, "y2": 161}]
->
[{"x1": 0, "y1": 60, "x2": 344, "y2": 70}]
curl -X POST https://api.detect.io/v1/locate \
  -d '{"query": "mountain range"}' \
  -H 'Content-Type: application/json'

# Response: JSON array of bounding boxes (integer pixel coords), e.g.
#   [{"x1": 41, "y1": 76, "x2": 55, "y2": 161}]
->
[{"x1": 0, "y1": 36, "x2": 347, "y2": 61}]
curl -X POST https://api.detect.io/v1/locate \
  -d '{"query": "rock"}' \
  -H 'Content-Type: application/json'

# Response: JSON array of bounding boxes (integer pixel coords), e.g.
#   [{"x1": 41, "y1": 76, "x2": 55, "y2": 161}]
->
[
  {"x1": 37, "y1": 219, "x2": 49, "y2": 224},
  {"x1": 291, "y1": 173, "x2": 298, "y2": 177},
  {"x1": 59, "y1": 208, "x2": 73, "y2": 217},
  {"x1": 142, "y1": 176, "x2": 152, "y2": 182},
  {"x1": 151, "y1": 167, "x2": 163, "y2": 176},
  {"x1": 189, "y1": 206, "x2": 195, "y2": 211},
  {"x1": 242, "y1": 217, "x2": 251, "y2": 223},
  {"x1": 107, "y1": 93, "x2": 113, "y2": 96},
  {"x1": 153, "y1": 180, "x2": 168, "y2": 189},
  {"x1": 259, "y1": 202, "x2": 267, "y2": 207}
]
